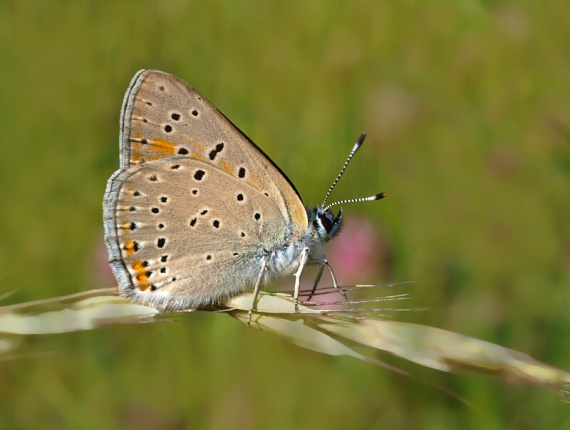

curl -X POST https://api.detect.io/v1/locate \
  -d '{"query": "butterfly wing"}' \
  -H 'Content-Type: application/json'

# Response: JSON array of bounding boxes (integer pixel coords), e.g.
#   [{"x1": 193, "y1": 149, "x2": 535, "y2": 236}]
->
[
  {"x1": 119, "y1": 70, "x2": 307, "y2": 229},
  {"x1": 105, "y1": 158, "x2": 290, "y2": 310},
  {"x1": 104, "y1": 70, "x2": 308, "y2": 310}
]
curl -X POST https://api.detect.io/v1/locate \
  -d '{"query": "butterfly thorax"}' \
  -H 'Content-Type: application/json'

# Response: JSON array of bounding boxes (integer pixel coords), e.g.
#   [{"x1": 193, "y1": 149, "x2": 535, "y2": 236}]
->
[{"x1": 263, "y1": 206, "x2": 343, "y2": 281}]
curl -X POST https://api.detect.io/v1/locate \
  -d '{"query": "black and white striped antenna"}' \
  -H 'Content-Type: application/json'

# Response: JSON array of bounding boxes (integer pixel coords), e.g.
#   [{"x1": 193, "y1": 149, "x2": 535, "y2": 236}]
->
[{"x1": 321, "y1": 132, "x2": 386, "y2": 210}]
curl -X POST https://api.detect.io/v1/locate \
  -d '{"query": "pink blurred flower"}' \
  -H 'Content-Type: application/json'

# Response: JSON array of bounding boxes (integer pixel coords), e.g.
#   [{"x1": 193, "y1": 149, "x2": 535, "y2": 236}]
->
[{"x1": 326, "y1": 218, "x2": 380, "y2": 286}]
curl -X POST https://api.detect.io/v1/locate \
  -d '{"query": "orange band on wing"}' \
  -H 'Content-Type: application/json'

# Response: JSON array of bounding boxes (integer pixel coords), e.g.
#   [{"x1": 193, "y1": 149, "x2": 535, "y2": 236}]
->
[{"x1": 151, "y1": 138, "x2": 176, "y2": 155}]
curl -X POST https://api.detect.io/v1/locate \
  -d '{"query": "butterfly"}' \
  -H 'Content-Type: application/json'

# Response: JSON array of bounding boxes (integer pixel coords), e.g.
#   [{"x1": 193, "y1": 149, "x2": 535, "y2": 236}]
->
[{"x1": 103, "y1": 70, "x2": 384, "y2": 320}]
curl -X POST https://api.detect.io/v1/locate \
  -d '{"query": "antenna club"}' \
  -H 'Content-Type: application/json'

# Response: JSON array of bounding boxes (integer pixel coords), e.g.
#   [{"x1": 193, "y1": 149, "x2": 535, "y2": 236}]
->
[
  {"x1": 376, "y1": 192, "x2": 387, "y2": 200},
  {"x1": 355, "y1": 132, "x2": 367, "y2": 149}
]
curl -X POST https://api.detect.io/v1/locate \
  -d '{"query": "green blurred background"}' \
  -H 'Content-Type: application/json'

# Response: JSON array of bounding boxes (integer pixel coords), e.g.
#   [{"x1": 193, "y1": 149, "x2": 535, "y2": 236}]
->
[{"x1": 1, "y1": 1, "x2": 569, "y2": 428}]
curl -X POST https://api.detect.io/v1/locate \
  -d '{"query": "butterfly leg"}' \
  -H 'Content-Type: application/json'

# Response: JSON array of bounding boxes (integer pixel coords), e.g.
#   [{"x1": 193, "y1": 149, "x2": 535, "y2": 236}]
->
[
  {"x1": 308, "y1": 258, "x2": 348, "y2": 302},
  {"x1": 293, "y1": 247, "x2": 310, "y2": 311},
  {"x1": 247, "y1": 257, "x2": 268, "y2": 326},
  {"x1": 306, "y1": 264, "x2": 325, "y2": 301}
]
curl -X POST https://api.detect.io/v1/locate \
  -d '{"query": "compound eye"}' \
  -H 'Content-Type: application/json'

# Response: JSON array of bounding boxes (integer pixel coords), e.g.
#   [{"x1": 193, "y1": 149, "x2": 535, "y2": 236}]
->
[{"x1": 319, "y1": 213, "x2": 333, "y2": 234}]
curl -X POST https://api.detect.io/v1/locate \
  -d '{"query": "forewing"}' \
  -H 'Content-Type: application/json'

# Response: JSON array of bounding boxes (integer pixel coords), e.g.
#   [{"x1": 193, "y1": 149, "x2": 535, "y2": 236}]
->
[{"x1": 119, "y1": 70, "x2": 308, "y2": 232}]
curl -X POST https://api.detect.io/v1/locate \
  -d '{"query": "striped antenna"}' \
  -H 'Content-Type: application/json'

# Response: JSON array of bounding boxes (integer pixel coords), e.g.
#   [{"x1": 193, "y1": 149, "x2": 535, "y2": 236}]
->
[
  {"x1": 324, "y1": 192, "x2": 386, "y2": 212},
  {"x1": 321, "y1": 132, "x2": 367, "y2": 208}
]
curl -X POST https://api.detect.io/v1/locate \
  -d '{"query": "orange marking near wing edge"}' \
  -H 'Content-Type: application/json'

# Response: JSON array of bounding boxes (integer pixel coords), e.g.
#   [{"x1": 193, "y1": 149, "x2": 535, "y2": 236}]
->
[
  {"x1": 124, "y1": 240, "x2": 136, "y2": 256},
  {"x1": 133, "y1": 260, "x2": 151, "y2": 291},
  {"x1": 131, "y1": 142, "x2": 143, "y2": 163},
  {"x1": 122, "y1": 221, "x2": 131, "y2": 233}
]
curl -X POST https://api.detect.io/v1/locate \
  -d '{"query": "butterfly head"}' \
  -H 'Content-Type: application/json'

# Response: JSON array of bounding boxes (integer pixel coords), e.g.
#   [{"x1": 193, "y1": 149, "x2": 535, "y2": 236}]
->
[
  {"x1": 310, "y1": 206, "x2": 343, "y2": 242},
  {"x1": 308, "y1": 132, "x2": 386, "y2": 244}
]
